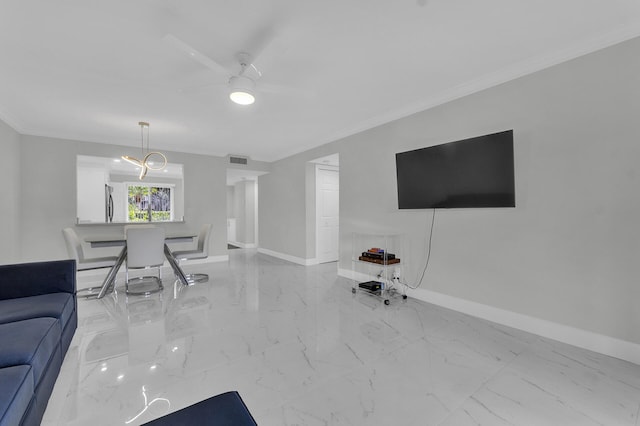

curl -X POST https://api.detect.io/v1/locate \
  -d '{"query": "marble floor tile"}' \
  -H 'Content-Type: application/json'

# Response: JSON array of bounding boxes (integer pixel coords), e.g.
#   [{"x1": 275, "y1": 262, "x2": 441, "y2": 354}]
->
[
  {"x1": 440, "y1": 338, "x2": 640, "y2": 426},
  {"x1": 42, "y1": 249, "x2": 640, "y2": 426}
]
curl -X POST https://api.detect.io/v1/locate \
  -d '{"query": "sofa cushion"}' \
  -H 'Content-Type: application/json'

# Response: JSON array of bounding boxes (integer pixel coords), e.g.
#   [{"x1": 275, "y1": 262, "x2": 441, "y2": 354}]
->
[
  {"x1": 0, "y1": 318, "x2": 61, "y2": 388},
  {"x1": 0, "y1": 365, "x2": 34, "y2": 426},
  {"x1": 0, "y1": 260, "x2": 76, "y2": 301},
  {"x1": 0, "y1": 293, "x2": 75, "y2": 331}
]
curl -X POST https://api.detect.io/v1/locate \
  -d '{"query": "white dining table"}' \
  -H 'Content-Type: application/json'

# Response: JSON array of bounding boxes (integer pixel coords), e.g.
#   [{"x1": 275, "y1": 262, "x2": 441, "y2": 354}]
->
[{"x1": 85, "y1": 234, "x2": 196, "y2": 299}]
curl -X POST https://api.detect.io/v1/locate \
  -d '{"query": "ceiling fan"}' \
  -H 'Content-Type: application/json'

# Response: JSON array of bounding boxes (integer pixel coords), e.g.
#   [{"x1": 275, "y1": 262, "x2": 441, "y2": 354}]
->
[
  {"x1": 228, "y1": 52, "x2": 261, "y2": 105},
  {"x1": 163, "y1": 33, "x2": 305, "y2": 105}
]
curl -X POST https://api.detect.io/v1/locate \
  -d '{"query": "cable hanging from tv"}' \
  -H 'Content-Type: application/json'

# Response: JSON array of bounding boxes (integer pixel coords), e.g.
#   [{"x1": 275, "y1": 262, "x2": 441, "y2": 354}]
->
[{"x1": 403, "y1": 208, "x2": 436, "y2": 290}]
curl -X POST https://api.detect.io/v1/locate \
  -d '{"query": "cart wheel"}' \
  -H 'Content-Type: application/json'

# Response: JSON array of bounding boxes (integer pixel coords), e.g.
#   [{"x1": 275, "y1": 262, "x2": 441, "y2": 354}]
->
[
  {"x1": 384, "y1": 299, "x2": 390, "y2": 305},
  {"x1": 352, "y1": 288, "x2": 356, "y2": 294},
  {"x1": 402, "y1": 295, "x2": 408, "y2": 300}
]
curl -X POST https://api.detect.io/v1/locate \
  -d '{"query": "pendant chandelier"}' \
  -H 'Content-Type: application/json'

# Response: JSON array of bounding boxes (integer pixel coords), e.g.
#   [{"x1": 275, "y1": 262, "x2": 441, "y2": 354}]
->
[{"x1": 122, "y1": 121, "x2": 167, "y2": 180}]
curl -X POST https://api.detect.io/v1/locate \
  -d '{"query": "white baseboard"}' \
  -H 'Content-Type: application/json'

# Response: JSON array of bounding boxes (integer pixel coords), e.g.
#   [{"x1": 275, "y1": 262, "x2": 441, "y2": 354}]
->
[
  {"x1": 177, "y1": 255, "x2": 228, "y2": 265},
  {"x1": 337, "y1": 268, "x2": 640, "y2": 365},
  {"x1": 228, "y1": 241, "x2": 257, "y2": 249},
  {"x1": 258, "y1": 248, "x2": 317, "y2": 266}
]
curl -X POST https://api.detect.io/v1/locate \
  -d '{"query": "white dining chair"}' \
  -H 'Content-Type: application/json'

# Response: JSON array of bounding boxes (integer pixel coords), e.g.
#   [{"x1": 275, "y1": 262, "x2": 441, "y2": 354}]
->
[
  {"x1": 125, "y1": 226, "x2": 166, "y2": 295},
  {"x1": 171, "y1": 224, "x2": 212, "y2": 284},
  {"x1": 62, "y1": 227, "x2": 119, "y2": 297}
]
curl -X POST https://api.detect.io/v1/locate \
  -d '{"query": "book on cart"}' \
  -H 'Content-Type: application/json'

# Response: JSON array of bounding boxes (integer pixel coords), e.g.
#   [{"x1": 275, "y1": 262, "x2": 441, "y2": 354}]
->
[
  {"x1": 358, "y1": 255, "x2": 400, "y2": 265},
  {"x1": 361, "y1": 251, "x2": 396, "y2": 260}
]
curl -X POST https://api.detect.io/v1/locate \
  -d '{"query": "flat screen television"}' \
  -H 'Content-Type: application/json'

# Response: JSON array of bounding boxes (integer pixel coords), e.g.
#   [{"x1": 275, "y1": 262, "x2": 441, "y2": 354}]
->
[{"x1": 395, "y1": 130, "x2": 515, "y2": 209}]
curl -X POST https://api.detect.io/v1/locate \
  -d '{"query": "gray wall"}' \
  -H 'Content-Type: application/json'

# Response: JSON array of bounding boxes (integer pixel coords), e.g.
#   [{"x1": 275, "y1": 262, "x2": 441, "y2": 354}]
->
[
  {"x1": 10, "y1": 134, "x2": 231, "y2": 262},
  {"x1": 232, "y1": 180, "x2": 257, "y2": 245},
  {"x1": 227, "y1": 186, "x2": 235, "y2": 218},
  {"x1": 259, "y1": 157, "x2": 311, "y2": 258},
  {"x1": 259, "y1": 36, "x2": 640, "y2": 344},
  {"x1": 233, "y1": 182, "x2": 244, "y2": 243},
  {"x1": 243, "y1": 181, "x2": 256, "y2": 245},
  {"x1": 0, "y1": 120, "x2": 21, "y2": 263}
]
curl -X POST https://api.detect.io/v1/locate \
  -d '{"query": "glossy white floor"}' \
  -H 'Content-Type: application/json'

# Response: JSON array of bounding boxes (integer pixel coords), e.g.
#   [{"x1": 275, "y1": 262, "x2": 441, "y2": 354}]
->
[{"x1": 42, "y1": 249, "x2": 640, "y2": 426}]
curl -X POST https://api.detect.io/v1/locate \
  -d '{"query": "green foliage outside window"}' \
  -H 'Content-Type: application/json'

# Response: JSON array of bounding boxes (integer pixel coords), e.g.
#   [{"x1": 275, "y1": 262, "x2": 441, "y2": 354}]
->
[{"x1": 127, "y1": 184, "x2": 172, "y2": 222}]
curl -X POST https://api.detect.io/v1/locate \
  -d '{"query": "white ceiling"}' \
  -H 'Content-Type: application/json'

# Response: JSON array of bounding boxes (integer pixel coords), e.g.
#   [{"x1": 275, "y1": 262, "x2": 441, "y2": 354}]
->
[{"x1": 2, "y1": 0, "x2": 640, "y2": 162}]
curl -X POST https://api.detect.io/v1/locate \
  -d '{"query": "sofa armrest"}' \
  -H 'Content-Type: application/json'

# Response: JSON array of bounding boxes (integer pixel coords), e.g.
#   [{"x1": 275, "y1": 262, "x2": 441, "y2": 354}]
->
[{"x1": 0, "y1": 259, "x2": 76, "y2": 300}]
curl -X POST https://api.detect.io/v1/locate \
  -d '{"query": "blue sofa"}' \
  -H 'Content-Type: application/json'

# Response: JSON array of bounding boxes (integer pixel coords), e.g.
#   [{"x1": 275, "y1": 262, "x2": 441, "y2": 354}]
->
[{"x1": 0, "y1": 260, "x2": 77, "y2": 426}]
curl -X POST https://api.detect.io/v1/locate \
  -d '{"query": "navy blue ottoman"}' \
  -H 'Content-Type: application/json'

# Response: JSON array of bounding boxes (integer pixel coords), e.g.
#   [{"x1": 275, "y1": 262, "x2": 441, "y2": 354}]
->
[{"x1": 142, "y1": 391, "x2": 257, "y2": 426}]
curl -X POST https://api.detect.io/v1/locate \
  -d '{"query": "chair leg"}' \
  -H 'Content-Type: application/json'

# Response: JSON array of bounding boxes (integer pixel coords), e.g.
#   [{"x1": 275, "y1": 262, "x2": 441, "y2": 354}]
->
[
  {"x1": 77, "y1": 285, "x2": 114, "y2": 299},
  {"x1": 125, "y1": 266, "x2": 164, "y2": 296},
  {"x1": 175, "y1": 259, "x2": 209, "y2": 285},
  {"x1": 186, "y1": 273, "x2": 209, "y2": 283}
]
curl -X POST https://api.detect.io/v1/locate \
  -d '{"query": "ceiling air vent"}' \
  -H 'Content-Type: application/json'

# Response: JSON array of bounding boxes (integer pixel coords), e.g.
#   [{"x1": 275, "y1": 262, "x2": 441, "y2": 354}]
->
[{"x1": 229, "y1": 156, "x2": 248, "y2": 165}]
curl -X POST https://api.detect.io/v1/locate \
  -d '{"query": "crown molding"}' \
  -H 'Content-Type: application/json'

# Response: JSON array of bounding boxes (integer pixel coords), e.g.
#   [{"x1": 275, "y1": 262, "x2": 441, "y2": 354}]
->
[{"x1": 323, "y1": 23, "x2": 640, "y2": 150}]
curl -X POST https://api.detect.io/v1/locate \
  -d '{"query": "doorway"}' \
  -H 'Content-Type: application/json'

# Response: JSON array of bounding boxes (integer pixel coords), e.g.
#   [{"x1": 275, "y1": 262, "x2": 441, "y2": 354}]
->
[
  {"x1": 226, "y1": 169, "x2": 266, "y2": 248},
  {"x1": 312, "y1": 154, "x2": 340, "y2": 264}
]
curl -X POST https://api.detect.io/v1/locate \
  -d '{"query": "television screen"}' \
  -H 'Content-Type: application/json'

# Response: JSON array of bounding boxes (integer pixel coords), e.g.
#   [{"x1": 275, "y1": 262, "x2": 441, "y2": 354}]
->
[{"x1": 395, "y1": 130, "x2": 515, "y2": 209}]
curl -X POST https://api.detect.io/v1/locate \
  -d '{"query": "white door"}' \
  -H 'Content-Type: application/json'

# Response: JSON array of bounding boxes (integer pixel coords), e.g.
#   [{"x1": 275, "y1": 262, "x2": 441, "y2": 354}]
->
[{"x1": 316, "y1": 166, "x2": 339, "y2": 263}]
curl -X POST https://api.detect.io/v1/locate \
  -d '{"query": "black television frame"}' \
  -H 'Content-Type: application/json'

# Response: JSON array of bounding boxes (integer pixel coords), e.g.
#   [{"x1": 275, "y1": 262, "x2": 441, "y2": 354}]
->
[{"x1": 395, "y1": 130, "x2": 515, "y2": 209}]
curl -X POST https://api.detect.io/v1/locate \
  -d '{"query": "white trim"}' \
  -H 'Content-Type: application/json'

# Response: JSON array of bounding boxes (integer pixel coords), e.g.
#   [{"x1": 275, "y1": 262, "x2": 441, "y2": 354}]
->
[
  {"x1": 258, "y1": 248, "x2": 318, "y2": 266},
  {"x1": 0, "y1": 108, "x2": 25, "y2": 134},
  {"x1": 176, "y1": 255, "x2": 228, "y2": 265},
  {"x1": 337, "y1": 268, "x2": 640, "y2": 365},
  {"x1": 228, "y1": 241, "x2": 257, "y2": 249},
  {"x1": 320, "y1": 24, "x2": 640, "y2": 157}
]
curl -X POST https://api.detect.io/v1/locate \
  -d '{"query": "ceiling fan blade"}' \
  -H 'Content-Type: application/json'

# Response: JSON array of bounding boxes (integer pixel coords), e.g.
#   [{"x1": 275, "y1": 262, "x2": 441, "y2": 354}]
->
[
  {"x1": 249, "y1": 35, "x2": 287, "y2": 79},
  {"x1": 237, "y1": 23, "x2": 291, "y2": 82},
  {"x1": 245, "y1": 26, "x2": 278, "y2": 63},
  {"x1": 163, "y1": 33, "x2": 229, "y2": 75},
  {"x1": 177, "y1": 82, "x2": 227, "y2": 95},
  {"x1": 259, "y1": 82, "x2": 314, "y2": 98}
]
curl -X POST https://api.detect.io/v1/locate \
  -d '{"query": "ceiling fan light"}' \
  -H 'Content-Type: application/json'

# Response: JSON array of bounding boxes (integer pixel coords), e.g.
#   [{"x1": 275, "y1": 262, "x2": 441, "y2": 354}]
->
[
  {"x1": 230, "y1": 90, "x2": 255, "y2": 105},
  {"x1": 229, "y1": 76, "x2": 256, "y2": 105}
]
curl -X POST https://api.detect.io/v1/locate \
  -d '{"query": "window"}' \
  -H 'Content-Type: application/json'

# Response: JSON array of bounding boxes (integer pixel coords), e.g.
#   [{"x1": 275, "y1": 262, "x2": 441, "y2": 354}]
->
[
  {"x1": 76, "y1": 155, "x2": 185, "y2": 224},
  {"x1": 127, "y1": 183, "x2": 174, "y2": 222}
]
